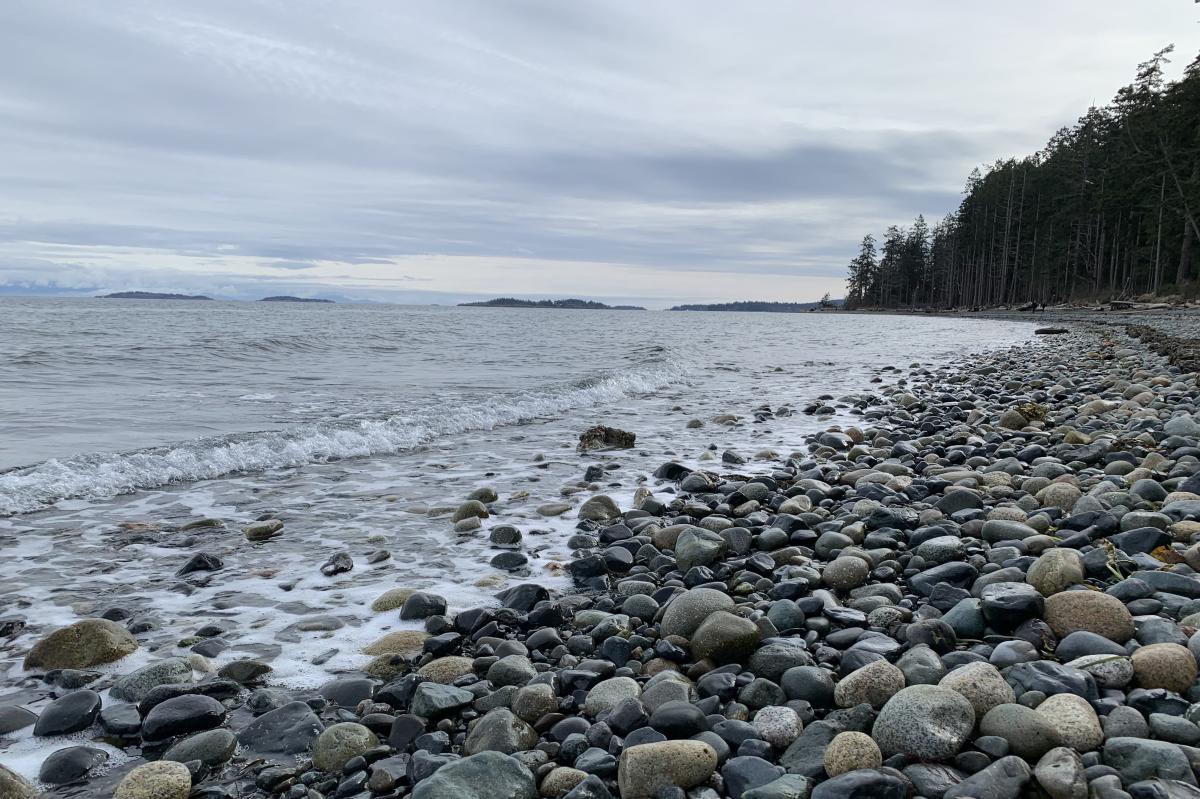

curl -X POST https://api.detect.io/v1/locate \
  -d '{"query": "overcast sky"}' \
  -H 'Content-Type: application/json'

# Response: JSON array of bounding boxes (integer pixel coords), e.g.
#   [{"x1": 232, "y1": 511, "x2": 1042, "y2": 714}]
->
[{"x1": 0, "y1": 1, "x2": 1195, "y2": 306}]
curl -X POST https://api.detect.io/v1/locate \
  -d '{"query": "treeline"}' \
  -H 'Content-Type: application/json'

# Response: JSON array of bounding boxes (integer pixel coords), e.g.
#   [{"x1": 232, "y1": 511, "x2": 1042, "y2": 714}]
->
[
  {"x1": 846, "y1": 47, "x2": 1200, "y2": 308},
  {"x1": 669, "y1": 299, "x2": 839, "y2": 312}
]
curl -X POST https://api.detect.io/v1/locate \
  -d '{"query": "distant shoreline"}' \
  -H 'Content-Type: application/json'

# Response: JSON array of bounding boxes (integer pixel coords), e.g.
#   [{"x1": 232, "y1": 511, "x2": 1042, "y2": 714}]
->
[
  {"x1": 99, "y1": 291, "x2": 213, "y2": 301},
  {"x1": 458, "y1": 297, "x2": 645, "y2": 310}
]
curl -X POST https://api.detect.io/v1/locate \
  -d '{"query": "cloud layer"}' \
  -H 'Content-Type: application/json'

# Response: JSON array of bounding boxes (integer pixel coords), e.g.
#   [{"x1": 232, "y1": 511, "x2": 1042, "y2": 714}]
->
[{"x1": 0, "y1": 1, "x2": 1192, "y2": 305}]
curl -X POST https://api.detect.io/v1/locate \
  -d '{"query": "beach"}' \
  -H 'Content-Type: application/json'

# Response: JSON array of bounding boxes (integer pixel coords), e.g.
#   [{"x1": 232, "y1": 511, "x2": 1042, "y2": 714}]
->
[{"x1": 3, "y1": 305, "x2": 1200, "y2": 797}]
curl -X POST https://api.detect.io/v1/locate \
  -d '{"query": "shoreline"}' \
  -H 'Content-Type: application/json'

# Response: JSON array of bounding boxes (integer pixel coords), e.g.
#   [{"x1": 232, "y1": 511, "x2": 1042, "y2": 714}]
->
[{"x1": 6, "y1": 318, "x2": 1200, "y2": 798}]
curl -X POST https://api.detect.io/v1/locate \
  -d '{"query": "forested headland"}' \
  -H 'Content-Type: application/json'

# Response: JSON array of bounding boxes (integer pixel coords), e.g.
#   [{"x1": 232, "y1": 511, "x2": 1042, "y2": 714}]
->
[{"x1": 845, "y1": 47, "x2": 1200, "y2": 309}]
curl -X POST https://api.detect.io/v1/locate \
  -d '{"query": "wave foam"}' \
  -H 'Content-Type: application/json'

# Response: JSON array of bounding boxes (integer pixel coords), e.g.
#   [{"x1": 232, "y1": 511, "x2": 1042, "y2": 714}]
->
[{"x1": 0, "y1": 361, "x2": 686, "y2": 516}]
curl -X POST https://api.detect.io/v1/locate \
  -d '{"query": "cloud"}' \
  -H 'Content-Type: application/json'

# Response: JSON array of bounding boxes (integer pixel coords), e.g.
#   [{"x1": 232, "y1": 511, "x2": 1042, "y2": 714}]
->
[{"x1": 0, "y1": 0, "x2": 1192, "y2": 305}]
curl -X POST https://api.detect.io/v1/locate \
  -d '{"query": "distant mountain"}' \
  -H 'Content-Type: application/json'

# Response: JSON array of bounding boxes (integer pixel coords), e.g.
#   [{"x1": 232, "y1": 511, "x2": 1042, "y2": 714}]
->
[
  {"x1": 668, "y1": 300, "x2": 844, "y2": 312},
  {"x1": 99, "y1": 291, "x2": 213, "y2": 301},
  {"x1": 259, "y1": 296, "x2": 334, "y2": 303},
  {"x1": 459, "y1": 297, "x2": 645, "y2": 310}
]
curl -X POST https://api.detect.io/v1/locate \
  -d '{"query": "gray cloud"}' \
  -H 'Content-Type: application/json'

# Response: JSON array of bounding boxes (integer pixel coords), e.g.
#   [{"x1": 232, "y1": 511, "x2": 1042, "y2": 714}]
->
[{"x1": 0, "y1": 0, "x2": 1192, "y2": 304}]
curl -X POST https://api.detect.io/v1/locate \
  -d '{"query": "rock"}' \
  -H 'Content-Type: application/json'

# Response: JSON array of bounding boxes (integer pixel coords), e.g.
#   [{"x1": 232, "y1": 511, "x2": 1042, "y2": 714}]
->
[
  {"x1": 0, "y1": 764, "x2": 35, "y2": 799},
  {"x1": 939, "y1": 662, "x2": 1015, "y2": 716},
  {"x1": 540, "y1": 767, "x2": 588, "y2": 797},
  {"x1": 811, "y1": 769, "x2": 906, "y2": 799},
  {"x1": 506, "y1": 684, "x2": 554, "y2": 725},
  {"x1": 675, "y1": 528, "x2": 728, "y2": 572},
  {"x1": 1065, "y1": 653, "x2": 1133, "y2": 689},
  {"x1": 111, "y1": 658, "x2": 193, "y2": 702},
  {"x1": 660, "y1": 588, "x2": 736, "y2": 638},
  {"x1": 488, "y1": 655, "x2": 537, "y2": 687},
  {"x1": 0, "y1": 707, "x2": 36, "y2": 735},
  {"x1": 617, "y1": 740, "x2": 718, "y2": 799},
  {"x1": 38, "y1": 745, "x2": 108, "y2": 784},
  {"x1": 722, "y1": 756, "x2": 785, "y2": 799},
  {"x1": 418, "y1": 656, "x2": 476, "y2": 684},
  {"x1": 371, "y1": 588, "x2": 416, "y2": 612},
  {"x1": 411, "y1": 750, "x2": 537, "y2": 799},
  {"x1": 577, "y1": 425, "x2": 636, "y2": 451},
  {"x1": 236, "y1": 701, "x2": 324, "y2": 757},
  {"x1": 1132, "y1": 643, "x2": 1198, "y2": 693},
  {"x1": 584, "y1": 677, "x2": 640, "y2": 716},
  {"x1": 1103, "y1": 738, "x2": 1198, "y2": 785},
  {"x1": 833, "y1": 660, "x2": 905, "y2": 709},
  {"x1": 162, "y1": 728, "x2": 238, "y2": 766},
  {"x1": 943, "y1": 756, "x2": 1031, "y2": 799},
  {"x1": 313, "y1": 722, "x2": 378, "y2": 771},
  {"x1": 23, "y1": 618, "x2": 138, "y2": 670},
  {"x1": 401, "y1": 592, "x2": 447, "y2": 620},
  {"x1": 742, "y1": 775, "x2": 813, "y2": 799},
  {"x1": 690, "y1": 611, "x2": 760, "y2": 663},
  {"x1": 872, "y1": 685, "x2": 975, "y2": 761},
  {"x1": 1044, "y1": 590, "x2": 1135, "y2": 643},
  {"x1": 579, "y1": 495, "x2": 621, "y2": 522},
  {"x1": 244, "y1": 519, "x2": 284, "y2": 541},
  {"x1": 752, "y1": 705, "x2": 802, "y2": 749},
  {"x1": 411, "y1": 683, "x2": 475, "y2": 718},
  {"x1": 822, "y1": 557, "x2": 870, "y2": 591},
  {"x1": 464, "y1": 708, "x2": 538, "y2": 755},
  {"x1": 114, "y1": 761, "x2": 192, "y2": 799},
  {"x1": 363, "y1": 630, "x2": 429, "y2": 657},
  {"x1": 1037, "y1": 483, "x2": 1082, "y2": 512},
  {"x1": 1034, "y1": 693, "x2": 1102, "y2": 752},
  {"x1": 140, "y1": 694, "x2": 226, "y2": 742},
  {"x1": 452, "y1": 500, "x2": 489, "y2": 522},
  {"x1": 1033, "y1": 747, "x2": 1087, "y2": 799},
  {"x1": 1026, "y1": 549, "x2": 1085, "y2": 596},
  {"x1": 999, "y1": 408, "x2": 1029, "y2": 430},
  {"x1": 980, "y1": 582, "x2": 1045, "y2": 632},
  {"x1": 217, "y1": 658, "x2": 271, "y2": 685},
  {"x1": 33, "y1": 689, "x2": 102, "y2": 736},
  {"x1": 980, "y1": 703, "x2": 1061, "y2": 761},
  {"x1": 823, "y1": 731, "x2": 882, "y2": 777}
]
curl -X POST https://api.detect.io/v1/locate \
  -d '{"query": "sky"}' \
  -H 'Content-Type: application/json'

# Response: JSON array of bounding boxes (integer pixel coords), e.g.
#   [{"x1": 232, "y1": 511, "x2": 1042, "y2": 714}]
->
[{"x1": 0, "y1": 1, "x2": 1195, "y2": 307}]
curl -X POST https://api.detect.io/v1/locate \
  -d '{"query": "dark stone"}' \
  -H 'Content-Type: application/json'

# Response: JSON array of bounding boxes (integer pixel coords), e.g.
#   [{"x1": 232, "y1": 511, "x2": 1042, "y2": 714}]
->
[
  {"x1": 33, "y1": 690, "x2": 102, "y2": 736},
  {"x1": 980, "y1": 583, "x2": 1045, "y2": 633},
  {"x1": 810, "y1": 768, "x2": 907, "y2": 799},
  {"x1": 38, "y1": 746, "x2": 108, "y2": 784},
  {"x1": 237, "y1": 701, "x2": 324, "y2": 757},
  {"x1": 721, "y1": 756, "x2": 785, "y2": 799},
  {"x1": 141, "y1": 694, "x2": 227, "y2": 741},
  {"x1": 176, "y1": 552, "x2": 224, "y2": 577}
]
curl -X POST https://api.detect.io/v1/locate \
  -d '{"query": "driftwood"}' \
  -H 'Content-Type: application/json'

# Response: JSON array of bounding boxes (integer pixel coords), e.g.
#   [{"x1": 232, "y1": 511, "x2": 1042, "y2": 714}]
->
[{"x1": 1035, "y1": 328, "x2": 1068, "y2": 335}]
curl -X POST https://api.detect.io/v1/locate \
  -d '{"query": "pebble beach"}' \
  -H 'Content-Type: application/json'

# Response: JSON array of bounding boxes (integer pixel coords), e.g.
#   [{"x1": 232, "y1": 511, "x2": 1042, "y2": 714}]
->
[{"x1": 7, "y1": 311, "x2": 1200, "y2": 799}]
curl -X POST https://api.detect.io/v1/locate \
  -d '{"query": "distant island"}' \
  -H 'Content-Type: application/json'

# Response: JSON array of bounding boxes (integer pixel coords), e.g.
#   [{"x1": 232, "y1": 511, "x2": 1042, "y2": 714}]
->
[
  {"x1": 99, "y1": 291, "x2": 213, "y2": 301},
  {"x1": 459, "y1": 297, "x2": 645, "y2": 310},
  {"x1": 260, "y1": 296, "x2": 334, "y2": 303},
  {"x1": 669, "y1": 299, "x2": 843, "y2": 313}
]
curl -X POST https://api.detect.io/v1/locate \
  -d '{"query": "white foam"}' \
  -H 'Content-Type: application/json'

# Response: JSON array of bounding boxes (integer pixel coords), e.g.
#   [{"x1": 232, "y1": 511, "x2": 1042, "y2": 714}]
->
[{"x1": 0, "y1": 361, "x2": 688, "y2": 516}]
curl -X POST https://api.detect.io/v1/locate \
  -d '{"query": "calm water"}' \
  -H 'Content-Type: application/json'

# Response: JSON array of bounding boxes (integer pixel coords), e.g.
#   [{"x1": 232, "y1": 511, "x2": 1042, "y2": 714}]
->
[{"x1": 0, "y1": 297, "x2": 1036, "y2": 781}]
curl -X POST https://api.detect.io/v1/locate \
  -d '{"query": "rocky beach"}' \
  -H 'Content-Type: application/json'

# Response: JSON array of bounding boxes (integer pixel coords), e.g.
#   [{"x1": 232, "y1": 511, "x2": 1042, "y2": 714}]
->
[{"x1": 6, "y1": 311, "x2": 1200, "y2": 799}]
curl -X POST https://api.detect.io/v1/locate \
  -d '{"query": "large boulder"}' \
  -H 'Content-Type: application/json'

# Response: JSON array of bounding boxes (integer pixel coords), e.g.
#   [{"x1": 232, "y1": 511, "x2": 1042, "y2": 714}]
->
[{"x1": 24, "y1": 619, "x2": 138, "y2": 670}]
